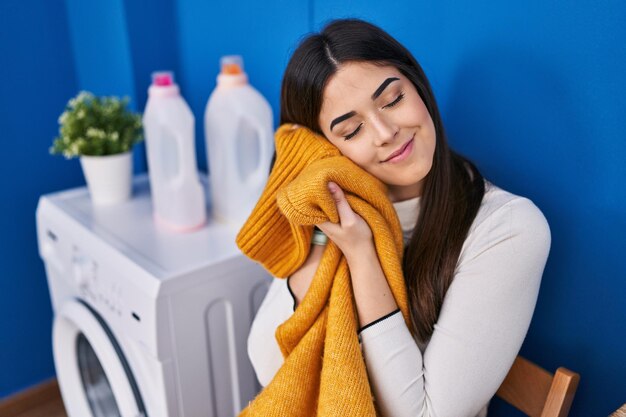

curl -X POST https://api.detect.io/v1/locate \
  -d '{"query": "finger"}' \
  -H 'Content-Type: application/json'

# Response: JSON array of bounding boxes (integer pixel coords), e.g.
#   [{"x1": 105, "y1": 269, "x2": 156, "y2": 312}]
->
[
  {"x1": 316, "y1": 221, "x2": 339, "y2": 237},
  {"x1": 328, "y1": 182, "x2": 356, "y2": 225}
]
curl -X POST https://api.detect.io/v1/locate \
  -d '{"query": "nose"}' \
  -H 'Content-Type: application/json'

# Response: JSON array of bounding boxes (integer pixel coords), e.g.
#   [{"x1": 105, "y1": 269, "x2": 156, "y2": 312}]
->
[{"x1": 370, "y1": 113, "x2": 398, "y2": 146}]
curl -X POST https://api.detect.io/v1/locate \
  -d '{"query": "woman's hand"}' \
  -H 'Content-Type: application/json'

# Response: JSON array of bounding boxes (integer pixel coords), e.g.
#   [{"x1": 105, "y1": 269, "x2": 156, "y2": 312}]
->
[
  {"x1": 318, "y1": 182, "x2": 398, "y2": 326},
  {"x1": 291, "y1": 181, "x2": 373, "y2": 309},
  {"x1": 316, "y1": 182, "x2": 374, "y2": 261}
]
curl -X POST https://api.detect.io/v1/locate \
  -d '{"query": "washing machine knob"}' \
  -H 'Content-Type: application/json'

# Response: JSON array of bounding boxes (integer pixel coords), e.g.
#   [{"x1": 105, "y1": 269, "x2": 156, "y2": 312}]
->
[
  {"x1": 72, "y1": 263, "x2": 88, "y2": 289},
  {"x1": 72, "y1": 255, "x2": 96, "y2": 289}
]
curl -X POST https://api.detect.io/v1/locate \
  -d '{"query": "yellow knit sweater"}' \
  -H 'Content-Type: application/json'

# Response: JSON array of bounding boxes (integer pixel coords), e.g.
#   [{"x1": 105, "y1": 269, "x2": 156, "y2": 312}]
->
[{"x1": 236, "y1": 124, "x2": 411, "y2": 416}]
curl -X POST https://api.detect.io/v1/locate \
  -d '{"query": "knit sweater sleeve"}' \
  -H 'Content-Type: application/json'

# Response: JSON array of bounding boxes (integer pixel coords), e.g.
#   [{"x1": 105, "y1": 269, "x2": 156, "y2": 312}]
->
[
  {"x1": 247, "y1": 277, "x2": 295, "y2": 387},
  {"x1": 359, "y1": 195, "x2": 551, "y2": 417}
]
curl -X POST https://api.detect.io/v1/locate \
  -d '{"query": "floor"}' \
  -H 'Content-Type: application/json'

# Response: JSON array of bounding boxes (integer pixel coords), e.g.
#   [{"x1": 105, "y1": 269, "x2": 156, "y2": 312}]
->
[
  {"x1": 13, "y1": 397, "x2": 67, "y2": 417},
  {"x1": 0, "y1": 379, "x2": 67, "y2": 417}
]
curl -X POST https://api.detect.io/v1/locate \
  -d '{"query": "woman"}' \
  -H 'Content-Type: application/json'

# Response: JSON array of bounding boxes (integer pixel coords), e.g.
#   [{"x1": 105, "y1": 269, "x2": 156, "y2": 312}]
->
[{"x1": 247, "y1": 18, "x2": 550, "y2": 417}]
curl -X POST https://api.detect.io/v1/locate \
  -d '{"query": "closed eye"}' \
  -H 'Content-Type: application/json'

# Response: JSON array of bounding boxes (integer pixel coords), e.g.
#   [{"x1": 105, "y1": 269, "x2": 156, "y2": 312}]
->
[
  {"x1": 344, "y1": 123, "x2": 362, "y2": 140},
  {"x1": 383, "y1": 92, "x2": 405, "y2": 109},
  {"x1": 343, "y1": 93, "x2": 404, "y2": 140}
]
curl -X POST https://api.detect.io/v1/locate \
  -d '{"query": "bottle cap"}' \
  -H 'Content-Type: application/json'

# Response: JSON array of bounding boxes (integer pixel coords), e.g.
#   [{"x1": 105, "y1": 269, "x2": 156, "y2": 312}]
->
[
  {"x1": 216, "y1": 56, "x2": 248, "y2": 87},
  {"x1": 152, "y1": 71, "x2": 175, "y2": 86},
  {"x1": 148, "y1": 71, "x2": 180, "y2": 97},
  {"x1": 220, "y1": 55, "x2": 244, "y2": 75}
]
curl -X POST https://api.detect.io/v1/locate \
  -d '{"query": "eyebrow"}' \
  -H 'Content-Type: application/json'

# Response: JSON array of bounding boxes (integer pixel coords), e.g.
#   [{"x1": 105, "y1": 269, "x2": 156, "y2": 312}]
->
[
  {"x1": 330, "y1": 77, "x2": 400, "y2": 132},
  {"x1": 372, "y1": 77, "x2": 400, "y2": 100}
]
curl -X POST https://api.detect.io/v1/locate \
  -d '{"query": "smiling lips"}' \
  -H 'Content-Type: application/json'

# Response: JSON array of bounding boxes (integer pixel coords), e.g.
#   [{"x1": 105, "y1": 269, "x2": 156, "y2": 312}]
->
[{"x1": 382, "y1": 135, "x2": 415, "y2": 163}]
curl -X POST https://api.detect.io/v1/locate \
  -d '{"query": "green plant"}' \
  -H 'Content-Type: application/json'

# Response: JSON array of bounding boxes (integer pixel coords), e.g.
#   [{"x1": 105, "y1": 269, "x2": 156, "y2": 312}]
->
[{"x1": 50, "y1": 91, "x2": 143, "y2": 159}]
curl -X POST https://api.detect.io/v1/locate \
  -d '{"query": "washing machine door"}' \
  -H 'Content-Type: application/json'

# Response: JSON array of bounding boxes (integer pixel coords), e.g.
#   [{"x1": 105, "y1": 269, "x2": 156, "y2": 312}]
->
[{"x1": 53, "y1": 299, "x2": 147, "y2": 417}]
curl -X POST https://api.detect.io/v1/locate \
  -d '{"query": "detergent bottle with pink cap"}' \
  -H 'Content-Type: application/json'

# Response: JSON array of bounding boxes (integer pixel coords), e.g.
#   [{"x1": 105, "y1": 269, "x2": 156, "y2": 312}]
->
[
  {"x1": 204, "y1": 55, "x2": 274, "y2": 226},
  {"x1": 143, "y1": 71, "x2": 206, "y2": 232}
]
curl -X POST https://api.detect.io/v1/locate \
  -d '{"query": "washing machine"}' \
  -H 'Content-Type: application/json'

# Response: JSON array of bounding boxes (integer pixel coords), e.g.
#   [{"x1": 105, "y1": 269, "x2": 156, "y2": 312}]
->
[{"x1": 36, "y1": 173, "x2": 271, "y2": 417}]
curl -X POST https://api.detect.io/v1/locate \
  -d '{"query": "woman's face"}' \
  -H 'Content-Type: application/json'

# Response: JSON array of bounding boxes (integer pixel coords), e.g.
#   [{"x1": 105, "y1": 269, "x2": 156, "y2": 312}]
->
[{"x1": 318, "y1": 62, "x2": 436, "y2": 202}]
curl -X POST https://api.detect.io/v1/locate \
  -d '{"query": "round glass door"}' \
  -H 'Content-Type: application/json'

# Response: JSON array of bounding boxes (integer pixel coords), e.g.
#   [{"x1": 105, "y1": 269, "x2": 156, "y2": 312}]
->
[
  {"x1": 53, "y1": 299, "x2": 146, "y2": 417},
  {"x1": 76, "y1": 333, "x2": 122, "y2": 416}
]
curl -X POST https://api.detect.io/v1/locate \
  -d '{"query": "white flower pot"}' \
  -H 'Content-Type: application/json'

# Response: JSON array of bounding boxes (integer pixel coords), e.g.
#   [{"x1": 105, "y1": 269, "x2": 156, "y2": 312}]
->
[{"x1": 79, "y1": 151, "x2": 133, "y2": 205}]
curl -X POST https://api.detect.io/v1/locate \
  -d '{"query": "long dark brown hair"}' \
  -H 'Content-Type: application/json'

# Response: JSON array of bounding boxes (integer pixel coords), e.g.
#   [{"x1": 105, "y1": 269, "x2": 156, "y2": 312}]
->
[{"x1": 279, "y1": 18, "x2": 485, "y2": 342}]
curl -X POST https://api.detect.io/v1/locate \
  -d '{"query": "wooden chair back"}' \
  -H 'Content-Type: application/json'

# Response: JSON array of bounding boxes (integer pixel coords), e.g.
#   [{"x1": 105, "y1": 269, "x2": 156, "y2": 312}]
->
[{"x1": 496, "y1": 355, "x2": 580, "y2": 417}]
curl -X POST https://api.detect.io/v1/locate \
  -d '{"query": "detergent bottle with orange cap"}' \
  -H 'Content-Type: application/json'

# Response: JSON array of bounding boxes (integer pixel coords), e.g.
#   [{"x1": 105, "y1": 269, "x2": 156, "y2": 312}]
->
[
  {"x1": 143, "y1": 71, "x2": 207, "y2": 232},
  {"x1": 204, "y1": 55, "x2": 274, "y2": 226}
]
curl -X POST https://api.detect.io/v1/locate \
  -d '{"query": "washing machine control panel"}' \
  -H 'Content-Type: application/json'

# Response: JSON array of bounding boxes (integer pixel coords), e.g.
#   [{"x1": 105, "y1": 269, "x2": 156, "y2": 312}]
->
[{"x1": 72, "y1": 246, "x2": 123, "y2": 317}]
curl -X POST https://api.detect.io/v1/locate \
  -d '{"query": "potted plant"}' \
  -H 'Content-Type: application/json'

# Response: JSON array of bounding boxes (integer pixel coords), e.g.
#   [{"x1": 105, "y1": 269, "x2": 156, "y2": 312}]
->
[{"x1": 51, "y1": 91, "x2": 143, "y2": 205}]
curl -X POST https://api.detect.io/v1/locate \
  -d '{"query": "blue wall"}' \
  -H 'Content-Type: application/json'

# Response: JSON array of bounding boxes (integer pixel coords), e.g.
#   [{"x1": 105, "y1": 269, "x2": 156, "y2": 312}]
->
[
  {"x1": 0, "y1": 0, "x2": 79, "y2": 397},
  {"x1": 175, "y1": 0, "x2": 309, "y2": 171},
  {"x1": 1, "y1": 0, "x2": 624, "y2": 415}
]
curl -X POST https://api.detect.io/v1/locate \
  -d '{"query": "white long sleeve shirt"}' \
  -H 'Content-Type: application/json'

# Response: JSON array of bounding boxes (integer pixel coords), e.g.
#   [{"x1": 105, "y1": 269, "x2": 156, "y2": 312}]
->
[{"x1": 247, "y1": 181, "x2": 551, "y2": 417}]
